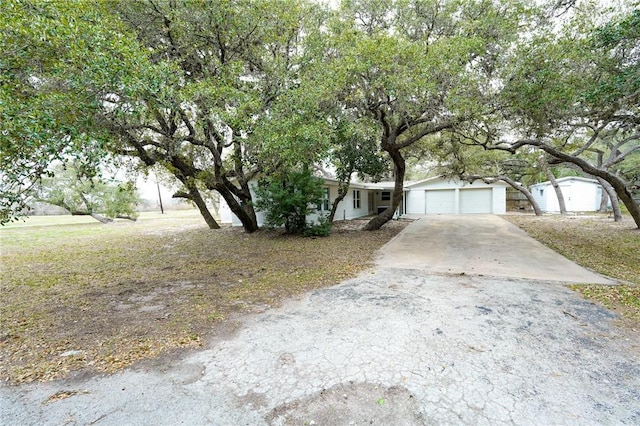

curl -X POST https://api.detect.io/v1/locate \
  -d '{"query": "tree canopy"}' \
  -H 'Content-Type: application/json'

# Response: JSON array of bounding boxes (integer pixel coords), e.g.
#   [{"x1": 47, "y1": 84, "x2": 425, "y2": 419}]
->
[
  {"x1": 1, "y1": 0, "x2": 638, "y2": 228},
  {"x1": 36, "y1": 164, "x2": 139, "y2": 223}
]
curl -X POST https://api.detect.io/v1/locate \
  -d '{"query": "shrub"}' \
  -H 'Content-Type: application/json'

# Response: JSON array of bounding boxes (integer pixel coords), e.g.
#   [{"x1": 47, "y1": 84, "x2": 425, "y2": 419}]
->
[
  {"x1": 303, "y1": 215, "x2": 332, "y2": 237},
  {"x1": 254, "y1": 167, "x2": 324, "y2": 234}
]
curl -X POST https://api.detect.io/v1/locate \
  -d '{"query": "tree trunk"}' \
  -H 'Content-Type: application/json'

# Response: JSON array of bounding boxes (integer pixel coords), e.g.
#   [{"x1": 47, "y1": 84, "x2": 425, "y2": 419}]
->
[
  {"x1": 173, "y1": 186, "x2": 220, "y2": 229},
  {"x1": 596, "y1": 177, "x2": 622, "y2": 222},
  {"x1": 364, "y1": 146, "x2": 405, "y2": 231},
  {"x1": 498, "y1": 175, "x2": 543, "y2": 216},
  {"x1": 598, "y1": 174, "x2": 637, "y2": 225},
  {"x1": 89, "y1": 212, "x2": 113, "y2": 224},
  {"x1": 545, "y1": 168, "x2": 567, "y2": 214},
  {"x1": 237, "y1": 178, "x2": 259, "y2": 231},
  {"x1": 216, "y1": 184, "x2": 259, "y2": 233},
  {"x1": 598, "y1": 184, "x2": 609, "y2": 213},
  {"x1": 328, "y1": 181, "x2": 350, "y2": 222}
]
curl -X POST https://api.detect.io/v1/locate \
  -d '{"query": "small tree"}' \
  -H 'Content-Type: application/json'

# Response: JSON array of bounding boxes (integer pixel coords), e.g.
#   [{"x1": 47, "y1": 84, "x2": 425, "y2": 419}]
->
[
  {"x1": 254, "y1": 168, "x2": 324, "y2": 234},
  {"x1": 327, "y1": 118, "x2": 388, "y2": 222}
]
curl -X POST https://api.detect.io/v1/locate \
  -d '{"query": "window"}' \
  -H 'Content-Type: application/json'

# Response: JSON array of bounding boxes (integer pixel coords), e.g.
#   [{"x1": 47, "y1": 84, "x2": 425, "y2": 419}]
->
[
  {"x1": 381, "y1": 191, "x2": 391, "y2": 201},
  {"x1": 353, "y1": 190, "x2": 361, "y2": 209},
  {"x1": 322, "y1": 187, "x2": 330, "y2": 211}
]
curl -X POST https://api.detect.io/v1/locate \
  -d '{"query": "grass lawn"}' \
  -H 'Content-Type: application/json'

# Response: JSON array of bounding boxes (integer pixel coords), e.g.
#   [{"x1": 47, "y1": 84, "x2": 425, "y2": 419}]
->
[
  {"x1": 2, "y1": 211, "x2": 637, "y2": 385},
  {"x1": 504, "y1": 213, "x2": 640, "y2": 329},
  {"x1": 0, "y1": 211, "x2": 408, "y2": 384}
]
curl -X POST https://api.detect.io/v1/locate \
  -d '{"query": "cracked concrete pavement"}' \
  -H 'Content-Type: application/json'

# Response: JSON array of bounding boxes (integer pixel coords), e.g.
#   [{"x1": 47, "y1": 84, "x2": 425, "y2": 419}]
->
[{"x1": 2, "y1": 215, "x2": 638, "y2": 425}]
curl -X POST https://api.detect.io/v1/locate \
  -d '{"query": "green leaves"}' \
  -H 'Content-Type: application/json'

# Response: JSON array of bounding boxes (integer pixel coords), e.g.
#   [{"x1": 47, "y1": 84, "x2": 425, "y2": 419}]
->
[
  {"x1": 0, "y1": 0, "x2": 149, "y2": 223},
  {"x1": 36, "y1": 164, "x2": 139, "y2": 221},
  {"x1": 254, "y1": 167, "x2": 325, "y2": 234}
]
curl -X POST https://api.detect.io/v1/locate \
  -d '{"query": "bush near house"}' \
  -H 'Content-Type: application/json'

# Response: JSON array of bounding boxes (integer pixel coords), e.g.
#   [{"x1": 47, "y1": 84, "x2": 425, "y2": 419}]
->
[{"x1": 254, "y1": 168, "x2": 326, "y2": 235}]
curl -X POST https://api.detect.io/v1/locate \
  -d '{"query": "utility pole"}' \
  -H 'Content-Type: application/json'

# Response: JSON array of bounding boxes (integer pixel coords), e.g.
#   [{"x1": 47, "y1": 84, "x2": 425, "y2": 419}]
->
[{"x1": 156, "y1": 175, "x2": 164, "y2": 214}]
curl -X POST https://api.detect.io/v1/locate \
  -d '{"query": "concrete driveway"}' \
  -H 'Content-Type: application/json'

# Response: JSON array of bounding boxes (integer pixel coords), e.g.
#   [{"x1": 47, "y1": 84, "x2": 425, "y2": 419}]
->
[
  {"x1": 377, "y1": 215, "x2": 613, "y2": 284},
  {"x1": 2, "y1": 215, "x2": 638, "y2": 425}
]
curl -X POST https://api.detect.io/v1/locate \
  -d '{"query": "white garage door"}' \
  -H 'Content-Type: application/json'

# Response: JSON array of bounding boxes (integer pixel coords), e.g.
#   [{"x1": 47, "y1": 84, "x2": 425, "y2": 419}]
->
[
  {"x1": 425, "y1": 189, "x2": 455, "y2": 214},
  {"x1": 460, "y1": 188, "x2": 492, "y2": 213}
]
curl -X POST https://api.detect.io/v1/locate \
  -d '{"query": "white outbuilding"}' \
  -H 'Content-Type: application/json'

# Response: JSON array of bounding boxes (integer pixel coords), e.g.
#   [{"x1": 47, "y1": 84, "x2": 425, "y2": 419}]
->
[
  {"x1": 530, "y1": 176, "x2": 603, "y2": 213},
  {"x1": 403, "y1": 177, "x2": 508, "y2": 215}
]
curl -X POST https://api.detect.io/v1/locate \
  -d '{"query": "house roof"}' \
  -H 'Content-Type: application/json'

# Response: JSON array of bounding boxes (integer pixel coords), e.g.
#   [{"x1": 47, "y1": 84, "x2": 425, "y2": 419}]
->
[
  {"x1": 321, "y1": 177, "x2": 396, "y2": 190},
  {"x1": 322, "y1": 175, "x2": 510, "y2": 191},
  {"x1": 403, "y1": 176, "x2": 444, "y2": 188},
  {"x1": 403, "y1": 176, "x2": 510, "y2": 188},
  {"x1": 531, "y1": 176, "x2": 599, "y2": 187}
]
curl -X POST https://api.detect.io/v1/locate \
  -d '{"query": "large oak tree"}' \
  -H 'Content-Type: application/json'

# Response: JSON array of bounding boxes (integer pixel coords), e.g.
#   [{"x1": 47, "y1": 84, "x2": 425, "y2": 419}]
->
[{"x1": 317, "y1": 0, "x2": 528, "y2": 230}]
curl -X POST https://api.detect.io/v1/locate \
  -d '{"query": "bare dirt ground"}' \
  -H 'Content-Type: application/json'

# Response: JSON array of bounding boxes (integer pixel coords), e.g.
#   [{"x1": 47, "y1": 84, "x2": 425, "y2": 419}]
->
[{"x1": 0, "y1": 214, "x2": 410, "y2": 384}]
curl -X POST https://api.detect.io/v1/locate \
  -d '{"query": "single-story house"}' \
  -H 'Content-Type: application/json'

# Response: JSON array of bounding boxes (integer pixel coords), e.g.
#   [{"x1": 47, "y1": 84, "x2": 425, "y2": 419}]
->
[
  {"x1": 220, "y1": 176, "x2": 508, "y2": 226},
  {"x1": 219, "y1": 179, "x2": 397, "y2": 227},
  {"x1": 530, "y1": 176, "x2": 603, "y2": 213},
  {"x1": 403, "y1": 177, "x2": 508, "y2": 215}
]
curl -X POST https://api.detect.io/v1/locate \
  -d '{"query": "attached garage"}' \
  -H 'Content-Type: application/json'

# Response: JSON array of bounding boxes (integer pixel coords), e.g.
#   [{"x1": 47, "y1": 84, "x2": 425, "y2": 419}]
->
[
  {"x1": 405, "y1": 178, "x2": 508, "y2": 215},
  {"x1": 425, "y1": 189, "x2": 455, "y2": 214},
  {"x1": 459, "y1": 188, "x2": 493, "y2": 213}
]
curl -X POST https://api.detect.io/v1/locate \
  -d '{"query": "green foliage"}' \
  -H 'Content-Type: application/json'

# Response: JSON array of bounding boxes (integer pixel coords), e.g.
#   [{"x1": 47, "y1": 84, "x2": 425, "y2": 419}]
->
[
  {"x1": 254, "y1": 168, "x2": 324, "y2": 234},
  {"x1": 104, "y1": 181, "x2": 139, "y2": 220},
  {"x1": 2, "y1": 0, "x2": 637, "y2": 230},
  {"x1": 330, "y1": 118, "x2": 388, "y2": 183},
  {"x1": 36, "y1": 165, "x2": 139, "y2": 220},
  {"x1": 303, "y1": 215, "x2": 332, "y2": 237},
  {"x1": 0, "y1": 0, "x2": 147, "y2": 223},
  {"x1": 585, "y1": 9, "x2": 640, "y2": 108},
  {"x1": 0, "y1": 0, "x2": 323, "y2": 231},
  {"x1": 501, "y1": 4, "x2": 639, "y2": 138}
]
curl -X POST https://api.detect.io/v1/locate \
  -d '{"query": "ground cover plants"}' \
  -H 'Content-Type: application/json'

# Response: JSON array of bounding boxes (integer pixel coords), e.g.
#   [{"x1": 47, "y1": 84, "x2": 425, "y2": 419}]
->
[
  {"x1": 0, "y1": 211, "x2": 408, "y2": 384},
  {"x1": 504, "y1": 214, "x2": 640, "y2": 329}
]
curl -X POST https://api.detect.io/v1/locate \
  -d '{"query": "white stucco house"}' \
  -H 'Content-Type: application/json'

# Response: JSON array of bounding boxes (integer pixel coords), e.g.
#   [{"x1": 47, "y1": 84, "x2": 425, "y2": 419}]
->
[
  {"x1": 530, "y1": 176, "x2": 603, "y2": 213},
  {"x1": 219, "y1": 179, "x2": 397, "y2": 227},
  {"x1": 220, "y1": 176, "x2": 509, "y2": 226}
]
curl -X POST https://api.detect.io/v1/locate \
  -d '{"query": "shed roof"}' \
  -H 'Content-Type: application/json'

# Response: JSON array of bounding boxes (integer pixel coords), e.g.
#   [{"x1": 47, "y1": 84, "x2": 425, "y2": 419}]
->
[{"x1": 531, "y1": 176, "x2": 599, "y2": 188}]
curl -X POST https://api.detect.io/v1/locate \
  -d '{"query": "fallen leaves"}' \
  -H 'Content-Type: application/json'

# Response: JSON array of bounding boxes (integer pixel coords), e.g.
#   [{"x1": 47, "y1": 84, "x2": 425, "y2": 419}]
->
[
  {"x1": 0, "y1": 212, "x2": 408, "y2": 384},
  {"x1": 44, "y1": 389, "x2": 90, "y2": 404}
]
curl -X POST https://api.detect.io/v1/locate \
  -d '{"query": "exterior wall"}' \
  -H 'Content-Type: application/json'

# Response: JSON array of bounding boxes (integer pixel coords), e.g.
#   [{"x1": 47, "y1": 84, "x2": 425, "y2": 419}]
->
[
  {"x1": 566, "y1": 180, "x2": 599, "y2": 211},
  {"x1": 335, "y1": 187, "x2": 370, "y2": 220},
  {"x1": 531, "y1": 183, "x2": 547, "y2": 212},
  {"x1": 220, "y1": 177, "x2": 507, "y2": 225},
  {"x1": 221, "y1": 182, "x2": 372, "y2": 227},
  {"x1": 491, "y1": 186, "x2": 507, "y2": 214}
]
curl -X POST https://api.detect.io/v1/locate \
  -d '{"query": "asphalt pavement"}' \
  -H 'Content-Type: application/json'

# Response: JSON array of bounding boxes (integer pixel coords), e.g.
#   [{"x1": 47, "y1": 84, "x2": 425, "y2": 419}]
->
[{"x1": 1, "y1": 215, "x2": 637, "y2": 425}]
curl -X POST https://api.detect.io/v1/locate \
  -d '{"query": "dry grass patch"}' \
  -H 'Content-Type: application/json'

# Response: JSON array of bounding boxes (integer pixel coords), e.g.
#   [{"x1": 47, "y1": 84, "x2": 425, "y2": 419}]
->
[
  {"x1": 504, "y1": 214, "x2": 639, "y2": 328},
  {"x1": 0, "y1": 211, "x2": 409, "y2": 384}
]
